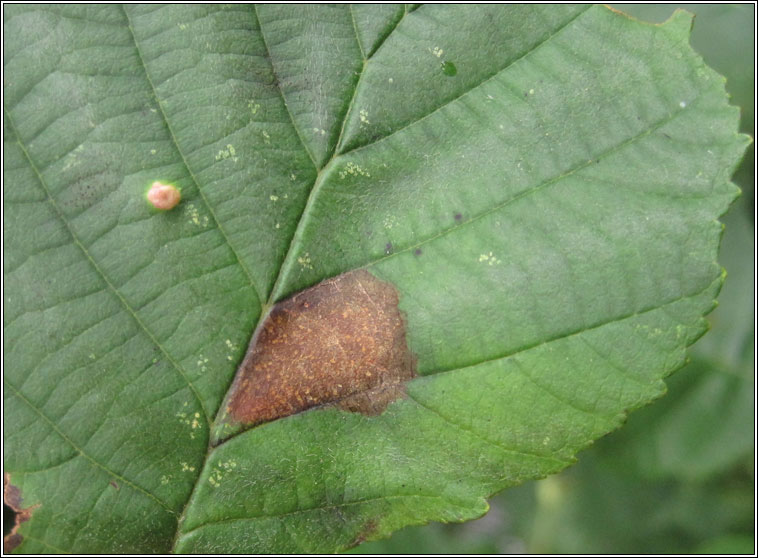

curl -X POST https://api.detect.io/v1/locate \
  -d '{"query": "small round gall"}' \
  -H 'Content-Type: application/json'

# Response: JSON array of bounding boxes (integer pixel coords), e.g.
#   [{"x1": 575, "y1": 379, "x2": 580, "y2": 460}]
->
[{"x1": 147, "y1": 181, "x2": 181, "y2": 210}]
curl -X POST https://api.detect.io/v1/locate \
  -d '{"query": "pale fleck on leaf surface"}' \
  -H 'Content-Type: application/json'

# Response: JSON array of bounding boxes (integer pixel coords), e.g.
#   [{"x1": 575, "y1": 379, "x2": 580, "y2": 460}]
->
[{"x1": 2, "y1": 4, "x2": 748, "y2": 554}]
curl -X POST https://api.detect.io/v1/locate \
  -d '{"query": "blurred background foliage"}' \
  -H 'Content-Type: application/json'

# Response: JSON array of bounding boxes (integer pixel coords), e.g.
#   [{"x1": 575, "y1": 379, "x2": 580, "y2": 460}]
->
[{"x1": 349, "y1": 4, "x2": 754, "y2": 554}]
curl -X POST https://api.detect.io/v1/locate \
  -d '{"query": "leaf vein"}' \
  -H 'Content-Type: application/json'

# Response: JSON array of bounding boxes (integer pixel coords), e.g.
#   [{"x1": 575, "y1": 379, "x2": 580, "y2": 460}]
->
[
  {"x1": 337, "y1": 5, "x2": 591, "y2": 156},
  {"x1": 365, "y1": 103, "x2": 691, "y2": 269},
  {"x1": 17, "y1": 534, "x2": 72, "y2": 555},
  {"x1": 252, "y1": 4, "x2": 318, "y2": 169},
  {"x1": 425, "y1": 277, "x2": 717, "y2": 378},
  {"x1": 3, "y1": 455, "x2": 79, "y2": 475},
  {"x1": 405, "y1": 393, "x2": 571, "y2": 465},
  {"x1": 4, "y1": 379, "x2": 176, "y2": 514},
  {"x1": 349, "y1": 5, "x2": 366, "y2": 60},
  {"x1": 121, "y1": 6, "x2": 264, "y2": 308}
]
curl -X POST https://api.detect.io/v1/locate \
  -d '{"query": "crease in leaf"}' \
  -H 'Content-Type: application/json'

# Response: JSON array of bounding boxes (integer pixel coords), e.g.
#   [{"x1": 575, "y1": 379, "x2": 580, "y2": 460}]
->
[{"x1": 212, "y1": 269, "x2": 416, "y2": 444}]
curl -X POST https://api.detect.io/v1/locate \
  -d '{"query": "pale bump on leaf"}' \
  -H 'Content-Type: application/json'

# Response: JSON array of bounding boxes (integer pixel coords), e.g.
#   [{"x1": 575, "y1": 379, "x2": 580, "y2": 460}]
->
[{"x1": 147, "y1": 181, "x2": 181, "y2": 210}]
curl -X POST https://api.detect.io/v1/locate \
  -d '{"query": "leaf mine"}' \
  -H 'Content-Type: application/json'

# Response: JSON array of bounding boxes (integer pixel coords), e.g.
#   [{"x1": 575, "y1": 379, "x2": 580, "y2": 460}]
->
[{"x1": 213, "y1": 269, "x2": 416, "y2": 444}]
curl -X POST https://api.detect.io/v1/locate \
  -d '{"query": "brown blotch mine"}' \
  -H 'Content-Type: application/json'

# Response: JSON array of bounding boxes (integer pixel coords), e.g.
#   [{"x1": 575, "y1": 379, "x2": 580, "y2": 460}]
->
[
  {"x1": 349, "y1": 518, "x2": 379, "y2": 549},
  {"x1": 218, "y1": 269, "x2": 415, "y2": 440},
  {"x1": 4, "y1": 473, "x2": 38, "y2": 554}
]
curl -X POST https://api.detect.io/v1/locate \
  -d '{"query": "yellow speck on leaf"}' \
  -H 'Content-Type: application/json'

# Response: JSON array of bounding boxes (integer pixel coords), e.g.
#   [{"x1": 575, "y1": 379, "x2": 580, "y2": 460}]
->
[
  {"x1": 186, "y1": 204, "x2": 209, "y2": 228},
  {"x1": 338, "y1": 162, "x2": 370, "y2": 179},
  {"x1": 297, "y1": 252, "x2": 313, "y2": 270},
  {"x1": 215, "y1": 144, "x2": 238, "y2": 163},
  {"x1": 478, "y1": 252, "x2": 501, "y2": 266}
]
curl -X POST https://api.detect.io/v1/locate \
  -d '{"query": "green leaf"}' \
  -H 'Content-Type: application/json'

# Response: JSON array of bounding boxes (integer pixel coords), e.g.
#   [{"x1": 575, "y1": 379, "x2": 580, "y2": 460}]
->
[
  {"x1": 3, "y1": 4, "x2": 748, "y2": 553},
  {"x1": 590, "y1": 199, "x2": 755, "y2": 482}
]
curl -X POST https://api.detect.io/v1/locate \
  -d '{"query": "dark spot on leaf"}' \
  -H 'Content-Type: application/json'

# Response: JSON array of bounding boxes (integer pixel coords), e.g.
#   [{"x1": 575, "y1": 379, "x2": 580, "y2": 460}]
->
[
  {"x1": 4, "y1": 505, "x2": 15, "y2": 537},
  {"x1": 385, "y1": 242, "x2": 393, "y2": 255},
  {"x1": 58, "y1": 170, "x2": 118, "y2": 212},
  {"x1": 217, "y1": 270, "x2": 416, "y2": 442},
  {"x1": 414, "y1": 248, "x2": 422, "y2": 256},
  {"x1": 109, "y1": 481, "x2": 119, "y2": 490},
  {"x1": 4, "y1": 474, "x2": 38, "y2": 553},
  {"x1": 441, "y1": 60, "x2": 457, "y2": 76},
  {"x1": 454, "y1": 212, "x2": 462, "y2": 221}
]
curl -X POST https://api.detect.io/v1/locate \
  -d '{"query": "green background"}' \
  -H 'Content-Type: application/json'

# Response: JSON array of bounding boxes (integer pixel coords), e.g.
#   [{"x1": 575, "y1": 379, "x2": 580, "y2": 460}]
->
[{"x1": 349, "y1": 4, "x2": 755, "y2": 554}]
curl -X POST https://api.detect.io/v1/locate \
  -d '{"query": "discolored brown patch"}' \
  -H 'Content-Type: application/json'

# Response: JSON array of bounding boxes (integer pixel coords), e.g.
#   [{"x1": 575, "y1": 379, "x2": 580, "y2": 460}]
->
[
  {"x1": 349, "y1": 518, "x2": 379, "y2": 548},
  {"x1": 219, "y1": 269, "x2": 415, "y2": 438},
  {"x1": 4, "y1": 474, "x2": 37, "y2": 554}
]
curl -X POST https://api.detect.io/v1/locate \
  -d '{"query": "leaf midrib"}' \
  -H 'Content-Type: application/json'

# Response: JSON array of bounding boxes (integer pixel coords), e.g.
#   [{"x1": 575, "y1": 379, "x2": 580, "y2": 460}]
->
[
  {"x1": 172, "y1": 4, "x2": 691, "y2": 548},
  {"x1": 169, "y1": 5, "x2": 412, "y2": 549},
  {"x1": 259, "y1": 5, "x2": 410, "y2": 304}
]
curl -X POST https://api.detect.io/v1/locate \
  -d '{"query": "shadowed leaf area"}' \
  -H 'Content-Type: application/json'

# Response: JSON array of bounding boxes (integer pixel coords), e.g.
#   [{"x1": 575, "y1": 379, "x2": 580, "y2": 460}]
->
[{"x1": 2, "y1": 4, "x2": 749, "y2": 554}]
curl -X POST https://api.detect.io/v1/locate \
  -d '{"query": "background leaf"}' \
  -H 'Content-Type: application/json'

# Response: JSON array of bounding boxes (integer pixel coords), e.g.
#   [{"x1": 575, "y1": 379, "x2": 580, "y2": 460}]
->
[{"x1": 3, "y1": 4, "x2": 749, "y2": 554}]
